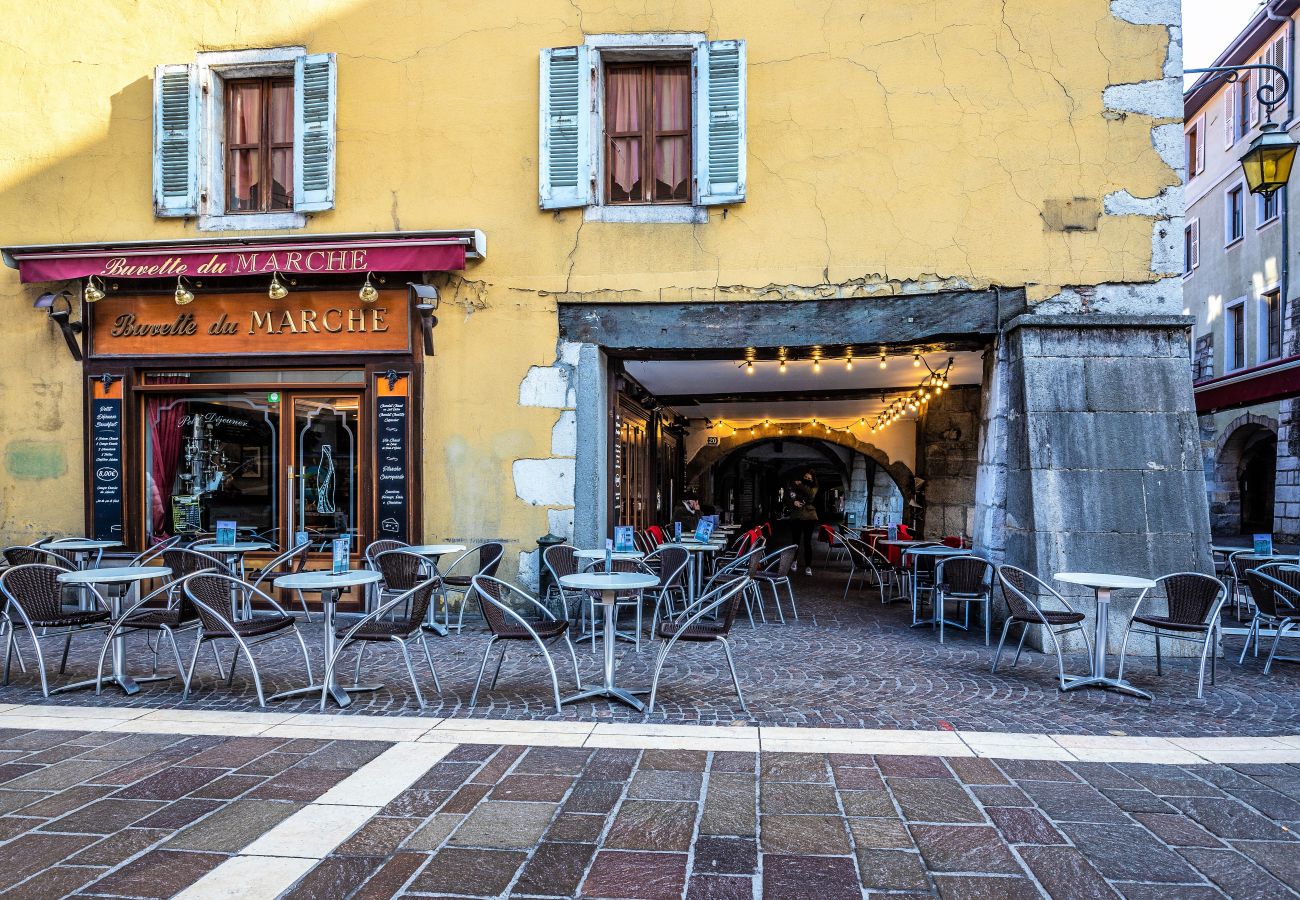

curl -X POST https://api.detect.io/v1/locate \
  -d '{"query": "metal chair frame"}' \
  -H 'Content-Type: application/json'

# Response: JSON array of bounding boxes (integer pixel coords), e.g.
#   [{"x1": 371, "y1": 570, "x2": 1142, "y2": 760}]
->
[
  {"x1": 644, "y1": 546, "x2": 692, "y2": 636},
  {"x1": 467, "y1": 575, "x2": 582, "y2": 714},
  {"x1": 700, "y1": 545, "x2": 766, "y2": 628},
  {"x1": 993, "y1": 565, "x2": 1094, "y2": 689},
  {"x1": 0, "y1": 564, "x2": 112, "y2": 697},
  {"x1": 248, "y1": 540, "x2": 313, "y2": 620},
  {"x1": 753, "y1": 544, "x2": 799, "y2": 623},
  {"x1": 1115, "y1": 571, "x2": 1227, "y2": 699},
  {"x1": 645, "y1": 576, "x2": 752, "y2": 717},
  {"x1": 1239, "y1": 565, "x2": 1300, "y2": 674},
  {"x1": 93, "y1": 576, "x2": 199, "y2": 695},
  {"x1": 837, "y1": 536, "x2": 885, "y2": 603},
  {"x1": 324, "y1": 578, "x2": 442, "y2": 710},
  {"x1": 180, "y1": 573, "x2": 314, "y2": 707},
  {"x1": 932, "y1": 555, "x2": 994, "y2": 644},
  {"x1": 445, "y1": 542, "x2": 505, "y2": 633}
]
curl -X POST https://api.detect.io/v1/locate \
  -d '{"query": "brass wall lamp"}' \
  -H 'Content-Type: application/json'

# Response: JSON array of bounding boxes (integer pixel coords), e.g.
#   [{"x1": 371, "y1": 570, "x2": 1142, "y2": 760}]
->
[
  {"x1": 34, "y1": 290, "x2": 84, "y2": 361},
  {"x1": 409, "y1": 283, "x2": 439, "y2": 356}
]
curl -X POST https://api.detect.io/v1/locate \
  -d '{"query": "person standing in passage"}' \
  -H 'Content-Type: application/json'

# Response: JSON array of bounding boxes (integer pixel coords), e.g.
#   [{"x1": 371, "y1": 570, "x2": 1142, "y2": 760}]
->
[{"x1": 788, "y1": 470, "x2": 820, "y2": 575}]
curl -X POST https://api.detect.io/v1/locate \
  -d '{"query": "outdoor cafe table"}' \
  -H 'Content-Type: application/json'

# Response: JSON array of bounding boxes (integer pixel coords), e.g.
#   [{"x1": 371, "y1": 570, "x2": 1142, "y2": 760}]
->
[
  {"x1": 558, "y1": 571, "x2": 659, "y2": 711},
  {"x1": 271, "y1": 569, "x2": 382, "y2": 708},
  {"x1": 1054, "y1": 572, "x2": 1157, "y2": 700},
  {"x1": 405, "y1": 544, "x2": 466, "y2": 635},
  {"x1": 904, "y1": 546, "x2": 969, "y2": 626},
  {"x1": 42, "y1": 539, "x2": 121, "y2": 570},
  {"x1": 575, "y1": 549, "x2": 645, "y2": 565},
  {"x1": 191, "y1": 541, "x2": 273, "y2": 577},
  {"x1": 659, "y1": 540, "x2": 726, "y2": 602},
  {"x1": 55, "y1": 566, "x2": 172, "y2": 695}
]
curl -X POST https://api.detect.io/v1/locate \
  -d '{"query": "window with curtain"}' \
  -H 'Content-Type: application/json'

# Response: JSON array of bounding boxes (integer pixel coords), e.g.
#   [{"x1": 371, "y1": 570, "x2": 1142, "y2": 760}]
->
[
  {"x1": 226, "y1": 77, "x2": 294, "y2": 213},
  {"x1": 605, "y1": 62, "x2": 691, "y2": 205}
]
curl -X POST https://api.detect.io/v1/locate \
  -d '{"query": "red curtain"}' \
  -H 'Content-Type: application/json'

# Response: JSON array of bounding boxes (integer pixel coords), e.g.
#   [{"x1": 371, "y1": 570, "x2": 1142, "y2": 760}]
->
[{"x1": 146, "y1": 378, "x2": 189, "y2": 538}]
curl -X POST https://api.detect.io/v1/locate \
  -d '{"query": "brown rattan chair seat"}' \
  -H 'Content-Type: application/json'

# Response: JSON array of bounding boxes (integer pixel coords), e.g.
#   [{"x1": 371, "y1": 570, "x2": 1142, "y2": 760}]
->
[
  {"x1": 443, "y1": 574, "x2": 473, "y2": 588},
  {"x1": 656, "y1": 618, "x2": 726, "y2": 641},
  {"x1": 24, "y1": 609, "x2": 110, "y2": 629},
  {"x1": 498, "y1": 619, "x2": 569, "y2": 641},
  {"x1": 123, "y1": 609, "x2": 193, "y2": 629},
  {"x1": 203, "y1": 614, "x2": 294, "y2": 640},
  {"x1": 335, "y1": 620, "x2": 420, "y2": 641},
  {"x1": 1012, "y1": 610, "x2": 1084, "y2": 626},
  {"x1": 1131, "y1": 614, "x2": 1211, "y2": 633}
]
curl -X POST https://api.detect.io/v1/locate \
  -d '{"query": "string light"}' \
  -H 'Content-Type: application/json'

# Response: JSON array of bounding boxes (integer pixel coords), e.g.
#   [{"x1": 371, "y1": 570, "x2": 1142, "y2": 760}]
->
[
  {"x1": 913, "y1": 352, "x2": 921, "y2": 367},
  {"x1": 879, "y1": 351, "x2": 887, "y2": 369},
  {"x1": 812, "y1": 357, "x2": 821, "y2": 373},
  {"x1": 845, "y1": 350, "x2": 853, "y2": 371},
  {"x1": 746, "y1": 360, "x2": 754, "y2": 375},
  {"x1": 779, "y1": 358, "x2": 787, "y2": 373}
]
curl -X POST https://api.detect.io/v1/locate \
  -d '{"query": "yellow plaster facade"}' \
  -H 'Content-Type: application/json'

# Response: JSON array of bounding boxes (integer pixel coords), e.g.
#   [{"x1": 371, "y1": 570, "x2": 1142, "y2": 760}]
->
[{"x1": 0, "y1": 0, "x2": 1179, "y2": 568}]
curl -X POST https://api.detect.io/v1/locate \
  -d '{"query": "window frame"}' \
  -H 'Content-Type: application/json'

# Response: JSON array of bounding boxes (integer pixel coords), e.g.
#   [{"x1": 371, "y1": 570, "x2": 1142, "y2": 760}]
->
[
  {"x1": 1183, "y1": 218, "x2": 1199, "y2": 276},
  {"x1": 584, "y1": 32, "x2": 708, "y2": 224},
  {"x1": 1225, "y1": 181, "x2": 1246, "y2": 246},
  {"x1": 1260, "y1": 286, "x2": 1283, "y2": 362},
  {"x1": 223, "y1": 76, "x2": 295, "y2": 216},
  {"x1": 1257, "y1": 188, "x2": 1282, "y2": 227},
  {"x1": 1227, "y1": 298, "x2": 1248, "y2": 371},
  {"x1": 197, "y1": 47, "x2": 308, "y2": 232},
  {"x1": 602, "y1": 60, "x2": 693, "y2": 207},
  {"x1": 1186, "y1": 116, "x2": 1205, "y2": 182}
]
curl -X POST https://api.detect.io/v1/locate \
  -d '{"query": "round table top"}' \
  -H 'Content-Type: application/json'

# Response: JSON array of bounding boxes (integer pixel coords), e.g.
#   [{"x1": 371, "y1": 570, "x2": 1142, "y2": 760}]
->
[
  {"x1": 905, "y1": 546, "x2": 969, "y2": 556},
  {"x1": 405, "y1": 544, "x2": 467, "y2": 556},
  {"x1": 882, "y1": 539, "x2": 928, "y2": 547},
  {"x1": 575, "y1": 549, "x2": 645, "y2": 560},
  {"x1": 1055, "y1": 572, "x2": 1156, "y2": 591},
  {"x1": 660, "y1": 542, "x2": 724, "y2": 552},
  {"x1": 275, "y1": 570, "x2": 383, "y2": 591},
  {"x1": 560, "y1": 572, "x2": 659, "y2": 591},
  {"x1": 44, "y1": 540, "x2": 122, "y2": 551},
  {"x1": 59, "y1": 566, "x2": 172, "y2": 585},
  {"x1": 193, "y1": 542, "x2": 273, "y2": 554}
]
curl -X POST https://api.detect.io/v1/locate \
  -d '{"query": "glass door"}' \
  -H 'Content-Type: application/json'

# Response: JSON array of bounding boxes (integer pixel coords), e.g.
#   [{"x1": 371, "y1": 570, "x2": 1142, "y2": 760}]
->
[{"x1": 285, "y1": 394, "x2": 363, "y2": 554}]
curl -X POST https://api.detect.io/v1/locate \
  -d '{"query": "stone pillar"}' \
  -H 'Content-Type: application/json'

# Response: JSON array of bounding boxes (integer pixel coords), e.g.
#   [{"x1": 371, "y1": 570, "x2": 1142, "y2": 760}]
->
[
  {"x1": 573, "y1": 343, "x2": 609, "y2": 549},
  {"x1": 916, "y1": 385, "x2": 980, "y2": 540},
  {"x1": 1000, "y1": 314, "x2": 1212, "y2": 654},
  {"x1": 844, "y1": 454, "x2": 869, "y2": 523},
  {"x1": 1275, "y1": 398, "x2": 1300, "y2": 544}
]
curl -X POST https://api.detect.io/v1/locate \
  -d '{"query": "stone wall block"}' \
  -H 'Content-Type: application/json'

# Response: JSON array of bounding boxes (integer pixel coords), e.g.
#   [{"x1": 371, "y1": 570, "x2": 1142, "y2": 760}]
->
[
  {"x1": 1083, "y1": 356, "x2": 1193, "y2": 414},
  {"x1": 1027, "y1": 412, "x2": 1198, "y2": 471},
  {"x1": 1030, "y1": 468, "x2": 1148, "y2": 535}
]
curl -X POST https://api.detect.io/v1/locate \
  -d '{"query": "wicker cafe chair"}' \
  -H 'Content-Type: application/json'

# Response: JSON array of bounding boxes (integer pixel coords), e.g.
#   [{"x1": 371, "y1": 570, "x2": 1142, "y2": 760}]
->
[
  {"x1": 992, "y1": 565, "x2": 1093, "y2": 690},
  {"x1": 543, "y1": 543, "x2": 580, "y2": 623},
  {"x1": 0, "y1": 564, "x2": 111, "y2": 697},
  {"x1": 1241, "y1": 566, "x2": 1300, "y2": 674},
  {"x1": 181, "y1": 573, "x2": 313, "y2": 707},
  {"x1": 2, "y1": 546, "x2": 74, "y2": 570},
  {"x1": 247, "y1": 540, "x2": 313, "y2": 620},
  {"x1": 126, "y1": 535, "x2": 184, "y2": 568},
  {"x1": 753, "y1": 545, "x2": 799, "y2": 623},
  {"x1": 444, "y1": 542, "x2": 505, "y2": 632},
  {"x1": 324, "y1": 578, "x2": 442, "y2": 710},
  {"x1": 645, "y1": 575, "x2": 753, "y2": 717},
  {"x1": 372, "y1": 549, "x2": 431, "y2": 622},
  {"x1": 364, "y1": 538, "x2": 411, "y2": 613},
  {"x1": 838, "y1": 536, "x2": 885, "y2": 603},
  {"x1": 932, "y1": 555, "x2": 994, "y2": 645},
  {"x1": 467, "y1": 575, "x2": 582, "y2": 714},
  {"x1": 699, "y1": 544, "x2": 766, "y2": 628},
  {"x1": 1115, "y1": 572, "x2": 1227, "y2": 699},
  {"x1": 644, "y1": 545, "x2": 692, "y2": 634}
]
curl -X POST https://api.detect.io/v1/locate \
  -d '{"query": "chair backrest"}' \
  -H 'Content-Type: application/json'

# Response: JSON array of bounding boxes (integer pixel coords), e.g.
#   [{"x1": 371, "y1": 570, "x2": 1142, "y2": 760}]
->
[
  {"x1": 997, "y1": 565, "x2": 1069, "y2": 624},
  {"x1": 703, "y1": 575, "x2": 751, "y2": 636},
  {"x1": 763, "y1": 545, "x2": 798, "y2": 577},
  {"x1": 395, "y1": 578, "x2": 438, "y2": 629},
  {"x1": 470, "y1": 575, "x2": 555, "y2": 638},
  {"x1": 652, "y1": 546, "x2": 690, "y2": 588},
  {"x1": 373, "y1": 549, "x2": 427, "y2": 591},
  {"x1": 1246, "y1": 566, "x2": 1300, "y2": 619},
  {"x1": 250, "y1": 542, "x2": 312, "y2": 590},
  {"x1": 634, "y1": 531, "x2": 655, "y2": 554},
  {"x1": 544, "y1": 544, "x2": 578, "y2": 584},
  {"x1": 0, "y1": 564, "x2": 72, "y2": 624},
  {"x1": 365, "y1": 539, "x2": 410, "y2": 569},
  {"x1": 474, "y1": 542, "x2": 505, "y2": 578},
  {"x1": 2, "y1": 546, "x2": 74, "y2": 570},
  {"x1": 936, "y1": 556, "x2": 992, "y2": 595},
  {"x1": 183, "y1": 573, "x2": 250, "y2": 636},
  {"x1": 130, "y1": 534, "x2": 184, "y2": 567},
  {"x1": 163, "y1": 548, "x2": 232, "y2": 622},
  {"x1": 646, "y1": 526, "x2": 665, "y2": 547},
  {"x1": 1148, "y1": 572, "x2": 1224, "y2": 626}
]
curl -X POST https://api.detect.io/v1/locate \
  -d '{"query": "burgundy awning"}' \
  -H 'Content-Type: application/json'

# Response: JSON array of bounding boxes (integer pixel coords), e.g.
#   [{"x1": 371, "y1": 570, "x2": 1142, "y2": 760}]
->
[
  {"x1": 1194, "y1": 355, "x2": 1300, "y2": 414},
  {"x1": 3, "y1": 230, "x2": 483, "y2": 284}
]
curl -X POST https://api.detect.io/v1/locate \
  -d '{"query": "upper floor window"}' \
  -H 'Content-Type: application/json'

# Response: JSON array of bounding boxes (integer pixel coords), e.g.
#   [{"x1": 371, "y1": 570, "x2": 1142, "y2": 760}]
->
[
  {"x1": 539, "y1": 36, "x2": 746, "y2": 223},
  {"x1": 1225, "y1": 74, "x2": 1252, "y2": 146},
  {"x1": 1228, "y1": 300, "x2": 1247, "y2": 371},
  {"x1": 1184, "y1": 219, "x2": 1199, "y2": 275},
  {"x1": 226, "y1": 77, "x2": 294, "y2": 213},
  {"x1": 1226, "y1": 184, "x2": 1245, "y2": 244},
  {"x1": 1185, "y1": 118, "x2": 1204, "y2": 182},
  {"x1": 1262, "y1": 289, "x2": 1283, "y2": 361},
  {"x1": 1258, "y1": 185, "x2": 1282, "y2": 225},
  {"x1": 153, "y1": 49, "x2": 335, "y2": 230}
]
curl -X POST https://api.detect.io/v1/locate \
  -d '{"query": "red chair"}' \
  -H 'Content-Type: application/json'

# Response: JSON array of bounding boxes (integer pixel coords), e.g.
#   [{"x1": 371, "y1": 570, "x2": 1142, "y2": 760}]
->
[
  {"x1": 897, "y1": 524, "x2": 913, "y2": 540},
  {"x1": 646, "y1": 525, "x2": 665, "y2": 547},
  {"x1": 942, "y1": 535, "x2": 970, "y2": 549}
]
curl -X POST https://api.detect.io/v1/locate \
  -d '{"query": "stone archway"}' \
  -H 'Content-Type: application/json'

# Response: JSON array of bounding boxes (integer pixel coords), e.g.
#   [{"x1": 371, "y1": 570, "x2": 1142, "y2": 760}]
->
[
  {"x1": 685, "y1": 426, "x2": 915, "y2": 509},
  {"x1": 1212, "y1": 414, "x2": 1279, "y2": 535}
]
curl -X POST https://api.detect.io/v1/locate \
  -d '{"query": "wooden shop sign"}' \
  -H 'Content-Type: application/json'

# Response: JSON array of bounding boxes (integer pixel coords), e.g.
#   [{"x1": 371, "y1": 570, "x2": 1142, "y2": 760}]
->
[{"x1": 89, "y1": 290, "x2": 411, "y2": 357}]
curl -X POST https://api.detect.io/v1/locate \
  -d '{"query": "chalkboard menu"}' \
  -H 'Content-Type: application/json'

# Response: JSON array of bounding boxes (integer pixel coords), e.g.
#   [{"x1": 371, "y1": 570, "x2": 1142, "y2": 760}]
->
[
  {"x1": 375, "y1": 381, "x2": 409, "y2": 542},
  {"x1": 90, "y1": 386, "x2": 124, "y2": 541}
]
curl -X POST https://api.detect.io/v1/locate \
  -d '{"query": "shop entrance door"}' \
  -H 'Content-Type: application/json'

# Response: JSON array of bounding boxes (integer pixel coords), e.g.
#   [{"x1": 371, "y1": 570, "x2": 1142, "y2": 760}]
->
[{"x1": 285, "y1": 393, "x2": 362, "y2": 553}]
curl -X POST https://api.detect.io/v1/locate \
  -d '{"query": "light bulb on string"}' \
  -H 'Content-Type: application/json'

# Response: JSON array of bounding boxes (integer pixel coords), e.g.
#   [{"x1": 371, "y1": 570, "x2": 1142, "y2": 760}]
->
[
  {"x1": 812, "y1": 358, "x2": 821, "y2": 373},
  {"x1": 845, "y1": 352, "x2": 853, "y2": 371},
  {"x1": 913, "y1": 352, "x2": 921, "y2": 367},
  {"x1": 746, "y1": 360, "x2": 755, "y2": 375},
  {"x1": 779, "y1": 358, "x2": 787, "y2": 374}
]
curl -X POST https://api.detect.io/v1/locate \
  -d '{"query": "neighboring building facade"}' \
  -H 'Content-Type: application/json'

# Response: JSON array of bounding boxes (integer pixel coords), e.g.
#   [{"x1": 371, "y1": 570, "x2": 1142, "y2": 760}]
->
[
  {"x1": 1184, "y1": 2, "x2": 1300, "y2": 542},
  {"x1": 0, "y1": 1, "x2": 1198, "y2": 619}
]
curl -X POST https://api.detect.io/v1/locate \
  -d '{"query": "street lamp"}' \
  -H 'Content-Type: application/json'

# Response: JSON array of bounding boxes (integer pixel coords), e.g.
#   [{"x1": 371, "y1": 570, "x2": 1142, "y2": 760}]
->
[{"x1": 1187, "y1": 63, "x2": 1297, "y2": 196}]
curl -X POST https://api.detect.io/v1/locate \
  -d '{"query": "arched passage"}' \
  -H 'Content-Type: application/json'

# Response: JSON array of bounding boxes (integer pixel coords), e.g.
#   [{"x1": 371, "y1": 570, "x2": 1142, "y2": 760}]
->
[{"x1": 1213, "y1": 416, "x2": 1279, "y2": 535}]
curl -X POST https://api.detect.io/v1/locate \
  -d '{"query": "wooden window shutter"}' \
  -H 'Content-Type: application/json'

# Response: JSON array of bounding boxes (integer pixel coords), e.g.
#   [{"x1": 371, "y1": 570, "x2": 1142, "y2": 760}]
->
[
  {"x1": 1194, "y1": 118, "x2": 1205, "y2": 175},
  {"x1": 694, "y1": 39, "x2": 747, "y2": 206},
  {"x1": 152, "y1": 63, "x2": 199, "y2": 217},
  {"x1": 294, "y1": 53, "x2": 336, "y2": 213},
  {"x1": 1191, "y1": 220, "x2": 1200, "y2": 268},
  {"x1": 539, "y1": 46, "x2": 593, "y2": 210}
]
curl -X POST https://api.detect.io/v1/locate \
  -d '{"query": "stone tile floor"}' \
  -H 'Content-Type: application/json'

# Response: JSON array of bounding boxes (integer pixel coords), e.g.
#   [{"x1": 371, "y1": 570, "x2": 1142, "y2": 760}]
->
[
  {"x1": 3, "y1": 572, "x2": 1299, "y2": 736},
  {"x1": 0, "y1": 728, "x2": 1296, "y2": 898}
]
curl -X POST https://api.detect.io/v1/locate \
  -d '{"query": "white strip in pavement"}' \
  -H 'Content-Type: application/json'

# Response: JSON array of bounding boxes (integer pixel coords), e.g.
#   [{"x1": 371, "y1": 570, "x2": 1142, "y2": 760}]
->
[
  {"x1": 174, "y1": 740, "x2": 453, "y2": 900},
  {"x1": 0, "y1": 703, "x2": 1296, "y2": 765}
]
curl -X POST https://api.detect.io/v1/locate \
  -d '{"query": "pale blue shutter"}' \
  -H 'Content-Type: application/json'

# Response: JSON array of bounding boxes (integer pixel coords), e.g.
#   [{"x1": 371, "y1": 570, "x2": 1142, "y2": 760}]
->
[
  {"x1": 294, "y1": 52, "x2": 336, "y2": 212},
  {"x1": 152, "y1": 63, "x2": 199, "y2": 217},
  {"x1": 695, "y1": 40, "x2": 746, "y2": 206},
  {"x1": 539, "y1": 46, "x2": 592, "y2": 209}
]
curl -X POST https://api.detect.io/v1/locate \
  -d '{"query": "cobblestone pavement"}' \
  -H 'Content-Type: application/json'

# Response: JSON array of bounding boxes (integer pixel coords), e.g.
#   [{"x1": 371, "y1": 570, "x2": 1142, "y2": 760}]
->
[
  {"x1": 0, "y1": 728, "x2": 1297, "y2": 898},
  {"x1": 2, "y1": 572, "x2": 1298, "y2": 736}
]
